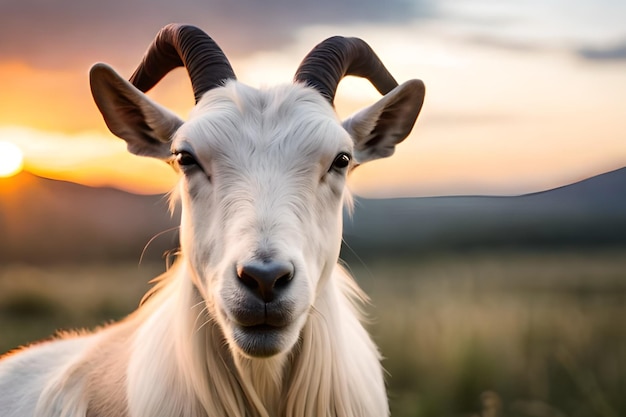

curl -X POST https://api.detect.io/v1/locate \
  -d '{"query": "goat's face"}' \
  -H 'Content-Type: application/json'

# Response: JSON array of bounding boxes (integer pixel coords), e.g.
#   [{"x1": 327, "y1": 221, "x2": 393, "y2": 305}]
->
[
  {"x1": 90, "y1": 25, "x2": 425, "y2": 358},
  {"x1": 176, "y1": 84, "x2": 353, "y2": 357}
]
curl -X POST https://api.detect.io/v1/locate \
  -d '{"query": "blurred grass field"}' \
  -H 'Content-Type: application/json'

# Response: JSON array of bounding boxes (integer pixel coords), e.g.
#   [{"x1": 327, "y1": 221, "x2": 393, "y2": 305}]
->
[{"x1": 1, "y1": 249, "x2": 625, "y2": 417}]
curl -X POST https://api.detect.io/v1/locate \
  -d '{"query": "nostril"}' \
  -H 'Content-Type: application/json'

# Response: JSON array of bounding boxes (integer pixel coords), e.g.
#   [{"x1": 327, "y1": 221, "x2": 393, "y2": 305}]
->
[
  {"x1": 238, "y1": 269, "x2": 259, "y2": 290},
  {"x1": 274, "y1": 271, "x2": 293, "y2": 289},
  {"x1": 236, "y1": 260, "x2": 294, "y2": 302}
]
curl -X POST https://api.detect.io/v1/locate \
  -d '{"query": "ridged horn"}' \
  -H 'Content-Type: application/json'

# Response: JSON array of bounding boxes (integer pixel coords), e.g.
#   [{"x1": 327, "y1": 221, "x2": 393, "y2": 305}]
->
[
  {"x1": 293, "y1": 36, "x2": 398, "y2": 105},
  {"x1": 129, "y1": 23, "x2": 236, "y2": 103}
]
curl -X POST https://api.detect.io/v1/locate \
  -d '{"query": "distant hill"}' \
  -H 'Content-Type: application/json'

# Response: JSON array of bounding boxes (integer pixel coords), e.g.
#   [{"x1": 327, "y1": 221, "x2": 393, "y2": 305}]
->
[
  {"x1": 344, "y1": 167, "x2": 626, "y2": 256},
  {"x1": 1, "y1": 168, "x2": 625, "y2": 264},
  {"x1": 0, "y1": 172, "x2": 178, "y2": 263}
]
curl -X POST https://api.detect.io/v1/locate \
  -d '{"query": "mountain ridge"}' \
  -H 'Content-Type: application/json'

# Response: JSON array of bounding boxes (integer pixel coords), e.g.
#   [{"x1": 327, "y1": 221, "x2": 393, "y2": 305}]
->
[
  {"x1": 0, "y1": 172, "x2": 178, "y2": 263},
  {"x1": 344, "y1": 166, "x2": 626, "y2": 255},
  {"x1": 1, "y1": 167, "x2": 625, "y2": 263}
]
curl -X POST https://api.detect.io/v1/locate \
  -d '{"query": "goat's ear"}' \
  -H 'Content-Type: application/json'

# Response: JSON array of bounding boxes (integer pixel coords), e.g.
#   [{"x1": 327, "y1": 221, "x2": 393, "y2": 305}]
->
[
  {"x1": 90, "y1": 63, "x2": 183, "y2": 160},
  {"x1": 342, "y1": 79, "x2": 425, "y2": 164}
]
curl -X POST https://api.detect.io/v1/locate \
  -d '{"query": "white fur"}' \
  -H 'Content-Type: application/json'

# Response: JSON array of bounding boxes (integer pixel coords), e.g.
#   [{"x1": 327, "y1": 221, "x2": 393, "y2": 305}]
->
[
  {"x1": 0, "y1": 263, "x2": 386, "y2": 417},
  {"x1": 0, "y1": 60, "x2": 424, "y2": 416}
]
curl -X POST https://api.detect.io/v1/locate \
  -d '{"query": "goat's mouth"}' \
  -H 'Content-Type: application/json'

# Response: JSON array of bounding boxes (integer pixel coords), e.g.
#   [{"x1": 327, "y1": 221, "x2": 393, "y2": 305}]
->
[
  {"x1": 231, "y1": 322, "x2": 291, "y2": 358},
  {"x1": 221, "y1": 305, "x2": 302, "y2": 358},
  {"x1": 218, "y1": 291, "x2": 305, "y2": 358}
]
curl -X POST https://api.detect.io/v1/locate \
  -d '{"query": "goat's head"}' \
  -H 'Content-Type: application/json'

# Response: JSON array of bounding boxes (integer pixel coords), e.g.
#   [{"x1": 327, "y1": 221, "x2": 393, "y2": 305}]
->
[{"x1": 90, "y1": 24, "x2": 424, "y2": 359}]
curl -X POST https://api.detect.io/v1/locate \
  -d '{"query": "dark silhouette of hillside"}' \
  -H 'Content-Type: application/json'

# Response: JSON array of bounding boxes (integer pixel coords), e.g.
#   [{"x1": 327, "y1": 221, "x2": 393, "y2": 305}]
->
[
  {"x1": 343, "y1": 167, "x2": 626, "y2": 256},
  {"x1": 0, "y1": 172, "x2": 178, "y2": 264},
  {"x1": 1, "y1": 167, "x2": 625, "y2": 264}
]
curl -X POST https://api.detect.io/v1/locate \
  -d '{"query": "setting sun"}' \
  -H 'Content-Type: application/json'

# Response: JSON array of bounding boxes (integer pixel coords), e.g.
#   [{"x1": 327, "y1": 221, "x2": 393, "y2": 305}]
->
[{"x1": 0, "y1": 140, "x2": 24, "y2": 177}]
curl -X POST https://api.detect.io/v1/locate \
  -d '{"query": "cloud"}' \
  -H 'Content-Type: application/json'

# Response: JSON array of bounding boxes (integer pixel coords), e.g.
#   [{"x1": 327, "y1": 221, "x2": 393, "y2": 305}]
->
[
  {"x1": 0, "y1": 0, "x2": 434, "y2": 69},
  {"x1": 578, "y1": 41, "x2": 626, "y2": 62},
  {"x1": 464, "y1": 35, "x2": 542, "y2": 53}
]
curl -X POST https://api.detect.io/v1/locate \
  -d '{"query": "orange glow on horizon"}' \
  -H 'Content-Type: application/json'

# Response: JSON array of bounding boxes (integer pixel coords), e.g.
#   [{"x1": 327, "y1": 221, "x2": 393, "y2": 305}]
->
[
  {"x1": 1, "y1": 126, "x2": 177, "y2": 195},
  {"x1": 25, "y1": 162, "x2": 177, "y2": 195},
  {"x1": 0, "y1": 141, "x2": 24, "y2": 178}
]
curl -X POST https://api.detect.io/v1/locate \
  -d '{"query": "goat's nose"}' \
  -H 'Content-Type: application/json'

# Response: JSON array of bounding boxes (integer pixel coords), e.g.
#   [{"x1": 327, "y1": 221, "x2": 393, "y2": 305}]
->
[{"x1": 237, "y1": 260, "x2": 294, "y2": 303}]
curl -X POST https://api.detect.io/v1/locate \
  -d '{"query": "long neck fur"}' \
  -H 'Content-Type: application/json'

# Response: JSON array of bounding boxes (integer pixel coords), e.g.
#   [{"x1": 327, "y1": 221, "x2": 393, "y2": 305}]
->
[{"x1": 126, "y1": 258, "x2": 388, "y2": 417}]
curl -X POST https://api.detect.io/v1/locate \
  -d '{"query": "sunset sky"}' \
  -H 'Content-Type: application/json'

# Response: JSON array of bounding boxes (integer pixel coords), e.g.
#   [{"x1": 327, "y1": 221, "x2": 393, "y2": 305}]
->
[{"x1": 1, "y1": 0, "x2": 625, "y2": 197}]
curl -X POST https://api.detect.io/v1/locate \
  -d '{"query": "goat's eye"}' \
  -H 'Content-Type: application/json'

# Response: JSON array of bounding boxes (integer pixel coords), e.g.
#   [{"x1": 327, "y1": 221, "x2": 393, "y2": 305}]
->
[
  {"x1": 330, "y1": 152, "x2": 351, "y2": 171},
  {"x1": 174, "y1": 151, "x2": 198, "y2": 169}
]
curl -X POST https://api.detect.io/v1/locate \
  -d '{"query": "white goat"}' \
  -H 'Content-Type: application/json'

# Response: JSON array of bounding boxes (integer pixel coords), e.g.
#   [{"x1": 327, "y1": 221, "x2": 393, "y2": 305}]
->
[{"x1": 0, "y1": 24, "x2": 425, "y2": 417}]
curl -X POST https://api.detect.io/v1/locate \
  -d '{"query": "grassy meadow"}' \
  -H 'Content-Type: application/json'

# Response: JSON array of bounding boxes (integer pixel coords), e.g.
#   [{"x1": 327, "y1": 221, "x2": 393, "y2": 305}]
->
[{"x1": 1, "y1": 249, "x2": 625, "y2": 417}]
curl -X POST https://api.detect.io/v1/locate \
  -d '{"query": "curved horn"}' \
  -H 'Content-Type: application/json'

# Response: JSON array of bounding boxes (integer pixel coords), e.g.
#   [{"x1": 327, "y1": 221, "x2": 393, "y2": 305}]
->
[
  {"x1": 129, "y1": 23, "x2": 236, "y2": 103},
  {"x1": 293, "y1": 36, "x2": 398, "y2": 105}
]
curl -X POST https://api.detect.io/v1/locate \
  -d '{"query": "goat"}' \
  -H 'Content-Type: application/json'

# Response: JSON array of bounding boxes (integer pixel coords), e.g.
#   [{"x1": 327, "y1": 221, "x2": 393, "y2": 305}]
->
[{"x1": 0, "y1": 24, "x2": 425, "y2": 417}]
